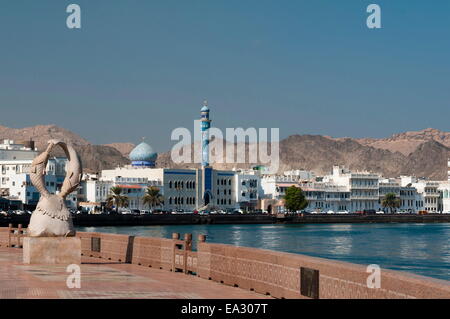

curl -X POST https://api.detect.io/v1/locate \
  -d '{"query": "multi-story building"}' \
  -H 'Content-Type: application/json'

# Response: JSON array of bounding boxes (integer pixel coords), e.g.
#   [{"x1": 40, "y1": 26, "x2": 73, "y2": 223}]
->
[
  {"x1": 411, "y1": 181, "x2": 441, "y2": 213},
  {"x1": 302, "y1": 182, "x2": 350, "y2": 212},
  {"x1": 324, "y1": 166, "x2": 379, "y2": 212},
  {"x1": 234, "y1": 169, "x2": 261, "y2": 211}
]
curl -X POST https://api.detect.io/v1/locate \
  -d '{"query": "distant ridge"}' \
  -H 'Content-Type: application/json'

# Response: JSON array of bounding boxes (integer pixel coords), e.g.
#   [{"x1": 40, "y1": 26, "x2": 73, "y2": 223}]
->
[
  {"x1": 0, "y1": 124, "x2": 129, "y2": 173},
  {"x1": 1, "y1": 124, "x2": 449, "y2": 179}
]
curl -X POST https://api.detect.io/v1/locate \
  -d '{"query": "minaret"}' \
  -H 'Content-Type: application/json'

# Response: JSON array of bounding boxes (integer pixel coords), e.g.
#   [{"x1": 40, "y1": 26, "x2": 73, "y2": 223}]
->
[{"x1": 201, "y1": 100, "x2": 211, "y2": 168}]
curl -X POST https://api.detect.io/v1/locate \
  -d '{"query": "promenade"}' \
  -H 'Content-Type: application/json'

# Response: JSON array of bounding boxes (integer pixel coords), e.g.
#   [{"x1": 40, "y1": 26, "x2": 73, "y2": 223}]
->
[
  {"x1": 0, "y1": 247, "x2": 269, "y2": 299},
  {"x1": 1, "y1": 228, "x2": 449, "y2": 299}
]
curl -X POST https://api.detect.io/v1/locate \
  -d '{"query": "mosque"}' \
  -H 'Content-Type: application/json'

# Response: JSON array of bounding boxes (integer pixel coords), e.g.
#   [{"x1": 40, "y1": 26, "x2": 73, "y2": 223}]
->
[{"x1": 84, "y1": 102, "x2": 260, "y2": 212}]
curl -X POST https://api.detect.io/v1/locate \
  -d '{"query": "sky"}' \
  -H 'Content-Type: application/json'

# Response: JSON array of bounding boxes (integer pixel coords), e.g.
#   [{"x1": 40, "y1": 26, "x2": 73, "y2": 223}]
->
[{"x1": 0, "y1": 0, "x2": 449, "y2": 152}]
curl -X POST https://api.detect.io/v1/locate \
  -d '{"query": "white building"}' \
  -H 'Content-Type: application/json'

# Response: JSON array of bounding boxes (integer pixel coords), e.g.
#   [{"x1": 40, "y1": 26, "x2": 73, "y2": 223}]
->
[
  {"x1": 323, "y1": 166, "x2": 379, "y2": 212},
  {"x1": 234, "y1": 169, "x2": 261, "y2": 211},
  {"x1": 302, "y1": 182, "x2": 350, "y2": 212},
  {"x1": 411, "y1": 181, "x2": 441, "y2": 213},
  {"x1": 283, "y1": 169, "x2": 315, "y2": 180}
]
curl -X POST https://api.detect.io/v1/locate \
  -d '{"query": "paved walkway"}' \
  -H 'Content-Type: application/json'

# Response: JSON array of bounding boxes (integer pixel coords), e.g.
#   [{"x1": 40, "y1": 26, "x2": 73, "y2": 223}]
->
[{"x1": 0, "y1": 248, "x2": 271, "y2": 299}]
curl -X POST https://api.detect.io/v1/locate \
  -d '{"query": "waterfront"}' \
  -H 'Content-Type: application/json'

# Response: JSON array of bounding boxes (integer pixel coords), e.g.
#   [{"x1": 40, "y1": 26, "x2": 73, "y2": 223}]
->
[{"x1": 78, "y1": 223, "x2": 450, "y2": 281}]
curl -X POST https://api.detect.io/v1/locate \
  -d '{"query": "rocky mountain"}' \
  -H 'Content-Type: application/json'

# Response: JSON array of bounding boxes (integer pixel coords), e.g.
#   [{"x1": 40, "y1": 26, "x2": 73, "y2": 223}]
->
[
  {"x1": 355, "y1": 128, "x2": 450, "y2": 156},
  {"x1": 154, "y1": 131, "x2": 450, "y2": 180},
  {"x1": 0, "y1": 124, "x2": 130, "y2": 173},
  {"x1": 1, "y1": 124, "x2": 449, "y2": 179},
  {"x1": 103, "y1": 143, "x2": 135, "y2": 157}
]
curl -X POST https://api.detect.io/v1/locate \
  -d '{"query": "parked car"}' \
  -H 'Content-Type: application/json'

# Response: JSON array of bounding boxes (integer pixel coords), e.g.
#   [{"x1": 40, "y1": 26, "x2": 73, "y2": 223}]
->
[
  {"x1": 327, "y1": 210, "x2": 335, "y2": 215},
  {"x1": 120, "y1": 210, "x2": 132, "y2": 215},
  {"x1": 336, "y1": 210, "x2": 349, "y2": 214},
  {"x1": 375, "y1": 211, "x2": 385, "y2": 215}
]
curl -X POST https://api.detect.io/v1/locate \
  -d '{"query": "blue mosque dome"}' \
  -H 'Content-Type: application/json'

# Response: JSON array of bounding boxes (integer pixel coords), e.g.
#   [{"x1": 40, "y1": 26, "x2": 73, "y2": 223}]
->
[{"x1": 129, "y1": 141, "x2": 157, "y2": 167}]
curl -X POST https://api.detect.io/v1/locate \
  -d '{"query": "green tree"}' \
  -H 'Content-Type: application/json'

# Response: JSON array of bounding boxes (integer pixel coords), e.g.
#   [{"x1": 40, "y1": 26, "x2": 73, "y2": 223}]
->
[
  {"x1": 106, "y1": 186, "x2": 129, "y2": 213},
  {"x1": 142, "y1": 186, "x2": 164, "y2": 211},
  {"x1": 284, "y1": 186, "x2": 308, "y2": 213},
  {"x1": 381, "y1": 192, "x2": 401, "y2": 213}
]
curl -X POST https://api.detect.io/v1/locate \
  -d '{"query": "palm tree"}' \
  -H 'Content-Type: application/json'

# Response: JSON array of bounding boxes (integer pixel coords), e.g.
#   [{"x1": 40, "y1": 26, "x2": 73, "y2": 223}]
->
[
  {"x1": 381, "y1": 192, "x2": 401, "y2": 214},
  {"x1": 142, "y1": 186, "x2": 164, "y2": 211},
  {"x1": 106, "y1": 186, "x2": 129, "y2": 213}
]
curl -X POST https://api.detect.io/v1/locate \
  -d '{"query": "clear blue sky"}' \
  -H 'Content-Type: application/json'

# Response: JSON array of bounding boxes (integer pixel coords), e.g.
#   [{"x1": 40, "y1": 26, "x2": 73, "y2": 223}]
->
[{"x1": 0, "y1": 1, "x2": 449, "y2": 151}]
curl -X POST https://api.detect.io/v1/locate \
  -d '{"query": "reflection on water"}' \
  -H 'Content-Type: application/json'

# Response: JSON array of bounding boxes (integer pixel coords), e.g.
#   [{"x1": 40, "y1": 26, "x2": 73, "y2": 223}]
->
[{"x1": 77, "y1": 223, "x2": 450, "y2": 281}]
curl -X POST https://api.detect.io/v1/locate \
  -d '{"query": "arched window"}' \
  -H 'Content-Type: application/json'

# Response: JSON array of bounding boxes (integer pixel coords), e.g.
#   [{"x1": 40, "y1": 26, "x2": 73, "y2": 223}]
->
[
  {"x1": 169, "y1": 197, "x2": 172, "y2": 205},
  {"x1": 169, "y1": 181, "x2": 172, "y2": 189}
]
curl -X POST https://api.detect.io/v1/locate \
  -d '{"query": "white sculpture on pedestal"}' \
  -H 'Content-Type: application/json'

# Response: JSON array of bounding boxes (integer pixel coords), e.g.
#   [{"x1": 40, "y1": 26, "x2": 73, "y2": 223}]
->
[{"x1": 27, "y1": 140, "x2": 82, "y2": 237}]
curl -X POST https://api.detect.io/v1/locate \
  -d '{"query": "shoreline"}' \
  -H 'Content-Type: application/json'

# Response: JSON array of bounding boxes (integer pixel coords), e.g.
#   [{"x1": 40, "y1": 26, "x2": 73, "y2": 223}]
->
[{"x1": 1, "y1": 213, "x2": 450, "y2": 227}]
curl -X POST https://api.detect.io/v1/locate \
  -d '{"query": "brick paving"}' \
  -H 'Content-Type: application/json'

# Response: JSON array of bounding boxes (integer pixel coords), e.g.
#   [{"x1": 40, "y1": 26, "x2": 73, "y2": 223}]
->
[{"x1": 0, "y1": 247, "x2": 271, "y2": 299}]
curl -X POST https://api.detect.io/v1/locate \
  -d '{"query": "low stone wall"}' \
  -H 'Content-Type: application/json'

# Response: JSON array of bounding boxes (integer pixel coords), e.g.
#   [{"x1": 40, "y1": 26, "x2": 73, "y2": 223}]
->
[
  {"x1": 197, "y1": 243, "x2": 450, "y2": 299},
  {"x1": 0, "y1": 225, "x2": 25, "y2": 248},
  {"x1": 77, "y1": 232, "x2": 131, "y2": 262},
  {"x1": 77, "y1": 231, "x2": 193, "y2": 272},
  {"x1": 131, "y1": 236, "x2": 173, "y2": 270},
  {"x1": 0, "y1": 227, "x2": 8, "y2": 247}
]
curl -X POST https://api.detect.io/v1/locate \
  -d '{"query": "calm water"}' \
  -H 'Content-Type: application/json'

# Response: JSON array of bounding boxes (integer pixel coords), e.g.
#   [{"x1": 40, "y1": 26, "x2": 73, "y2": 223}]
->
[{"x1": 78, "y1": 223, "x2": 450, "y2": 281}]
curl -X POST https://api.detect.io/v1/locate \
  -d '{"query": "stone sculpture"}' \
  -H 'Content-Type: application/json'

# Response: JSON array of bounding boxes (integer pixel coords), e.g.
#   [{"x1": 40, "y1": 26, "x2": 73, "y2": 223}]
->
[{"x1": 27, "y1": 140, "x2": 82, "y2": 237}]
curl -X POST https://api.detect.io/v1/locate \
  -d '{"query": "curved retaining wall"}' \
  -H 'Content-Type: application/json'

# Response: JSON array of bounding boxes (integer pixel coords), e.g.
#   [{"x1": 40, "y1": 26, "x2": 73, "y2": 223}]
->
[
  {"x1": 74, "y1": 231, "x2": 450, "y2": 299},
  {"x1": 197, "y1": 243, "x2": 450, "y2": 299}
]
